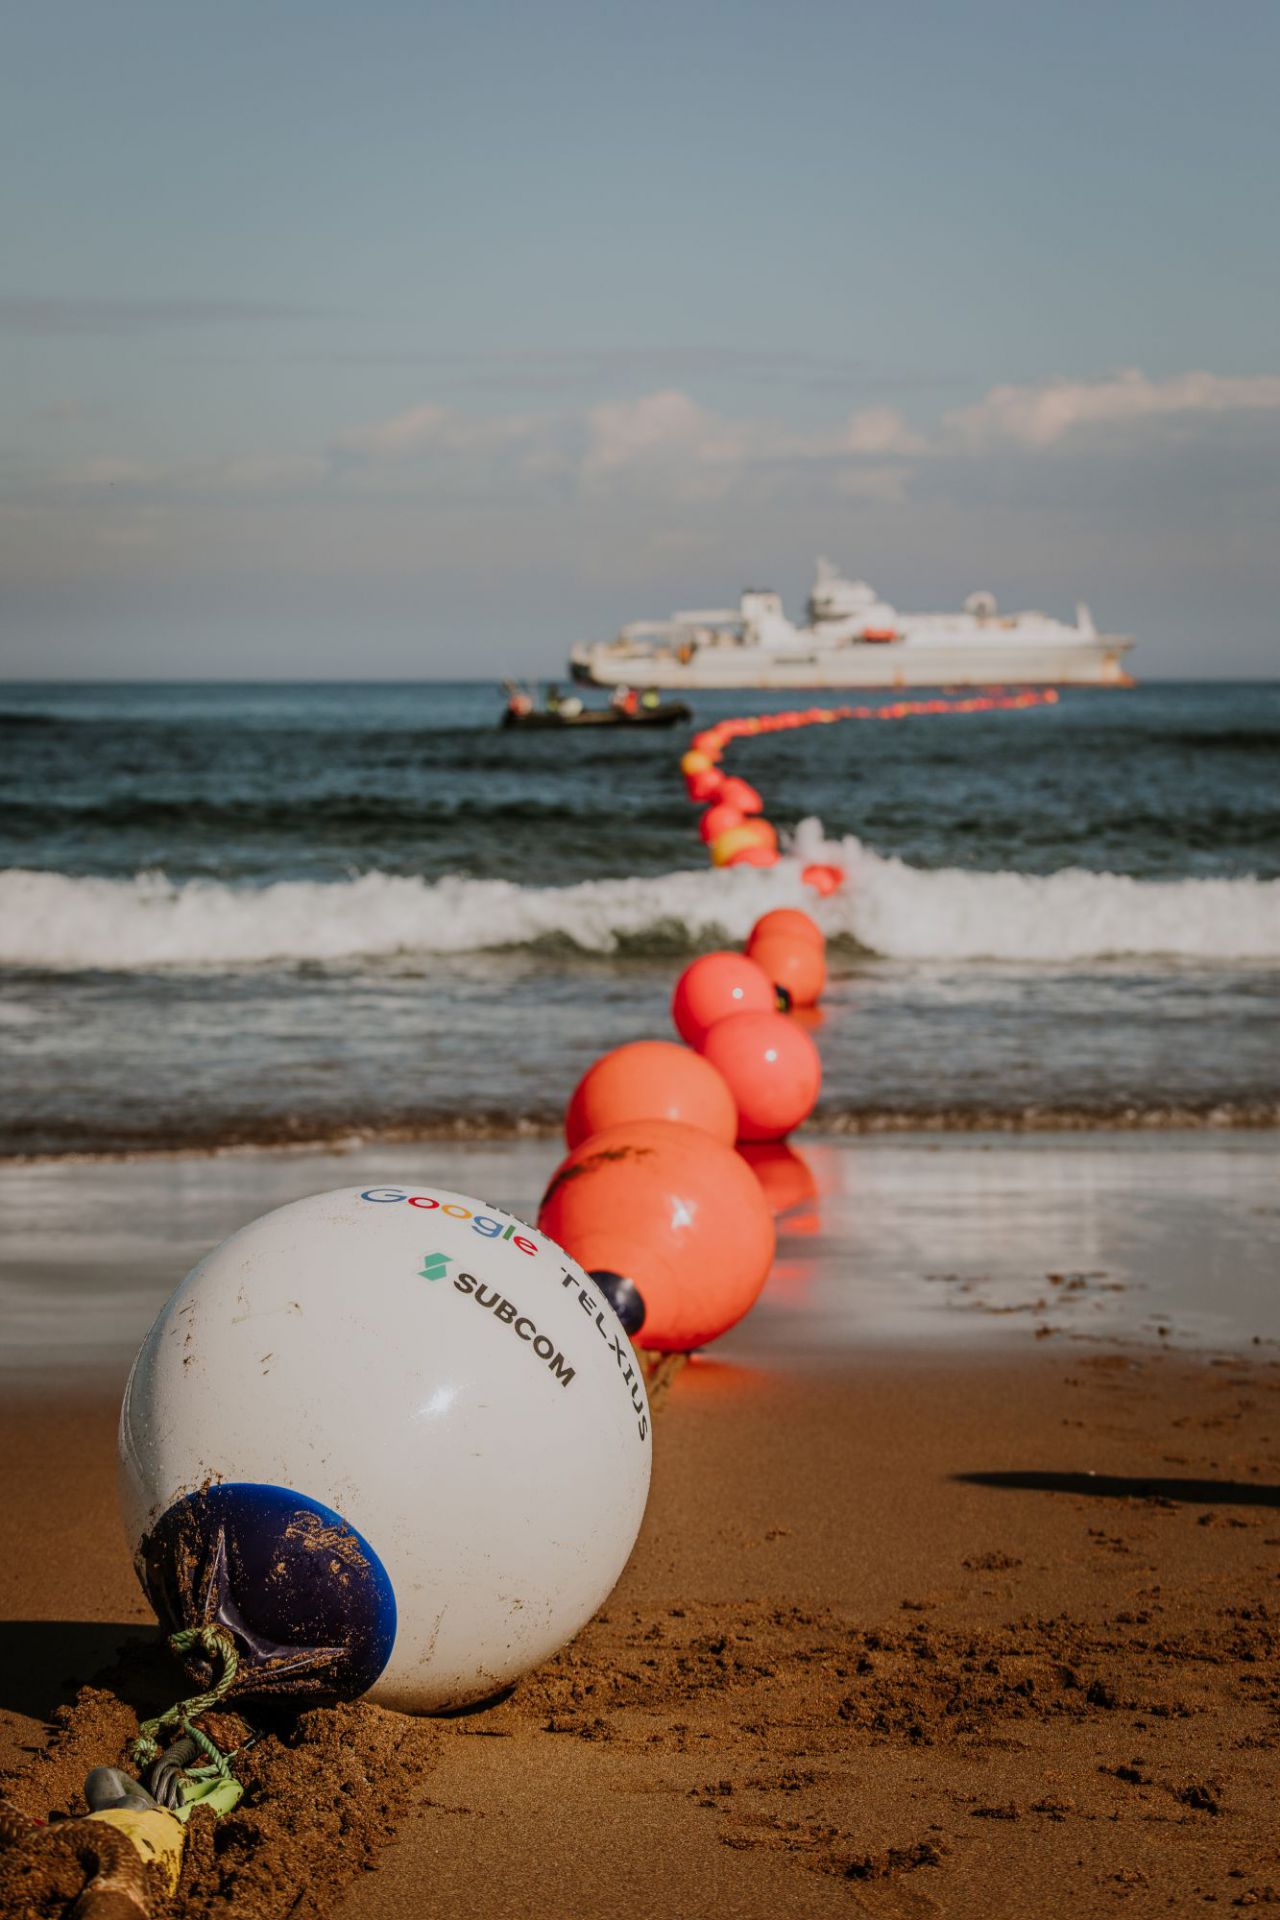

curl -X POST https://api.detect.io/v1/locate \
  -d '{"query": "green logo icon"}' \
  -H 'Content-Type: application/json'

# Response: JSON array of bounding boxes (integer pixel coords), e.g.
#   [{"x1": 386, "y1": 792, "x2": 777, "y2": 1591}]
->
[{"x1": 420, "y1": 1251, "x2": 452, "y2": 1282}]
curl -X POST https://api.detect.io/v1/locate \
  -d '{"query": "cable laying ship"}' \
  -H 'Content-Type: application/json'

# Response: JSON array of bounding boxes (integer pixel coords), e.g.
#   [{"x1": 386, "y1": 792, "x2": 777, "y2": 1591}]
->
[{"x1": 569, "y1": 560, "x2": 1135, "y2": 690}]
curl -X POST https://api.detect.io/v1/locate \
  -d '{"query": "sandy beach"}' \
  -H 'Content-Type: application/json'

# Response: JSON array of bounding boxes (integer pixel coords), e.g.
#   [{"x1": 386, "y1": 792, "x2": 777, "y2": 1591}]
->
[
  {"x1": 3, "y1": 1133, "x2": 1279, "y2": 1915},
  {"x1": 4, "y1": 1342, "x2": 1279, "y2": 1915}
]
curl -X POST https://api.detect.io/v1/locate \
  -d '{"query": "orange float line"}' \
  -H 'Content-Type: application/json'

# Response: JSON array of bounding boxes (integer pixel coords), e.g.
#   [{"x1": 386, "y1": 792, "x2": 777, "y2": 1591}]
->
[{"x1": 684, "y1": 689, "x2": 1060, "y2": 890}]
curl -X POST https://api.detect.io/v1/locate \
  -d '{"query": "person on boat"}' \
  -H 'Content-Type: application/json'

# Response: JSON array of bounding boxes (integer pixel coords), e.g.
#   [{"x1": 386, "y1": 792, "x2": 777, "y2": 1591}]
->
[
  {"x1": 640, "y1": 687, "x2": 661, "y2": 712},
  {"x1": 506, "y1": 687, "x2": 533, "y2": 717},
  {"x1": 544, "y1": 684, "x2": 563, "y2": 713},
  {"x1": 610, "y1": 685, "x2": 640, "y2": 715}
]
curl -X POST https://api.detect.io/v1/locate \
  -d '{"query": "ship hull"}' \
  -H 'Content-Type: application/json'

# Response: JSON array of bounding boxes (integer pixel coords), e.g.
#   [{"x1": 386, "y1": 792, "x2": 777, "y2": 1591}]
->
[{"x1": 570, "y1": 638, "x2": 1133, "y2": 691}]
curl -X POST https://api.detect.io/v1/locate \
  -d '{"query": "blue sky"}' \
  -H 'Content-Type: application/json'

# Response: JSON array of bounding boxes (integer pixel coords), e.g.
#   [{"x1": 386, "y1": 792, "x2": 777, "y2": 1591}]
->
[{"x1": 2, "y1": 0, "x2": 1278, "y2": 676}]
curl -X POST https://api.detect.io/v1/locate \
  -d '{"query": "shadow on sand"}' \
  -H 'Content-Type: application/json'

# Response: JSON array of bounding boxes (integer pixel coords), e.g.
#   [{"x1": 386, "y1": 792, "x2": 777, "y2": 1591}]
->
[
  {"x1": 955, "y1": 1469, "x2": 1280, "y2": 1507},
  {"x1": 0, "y1": 1622, "x2": 157, "y2": 1721}
]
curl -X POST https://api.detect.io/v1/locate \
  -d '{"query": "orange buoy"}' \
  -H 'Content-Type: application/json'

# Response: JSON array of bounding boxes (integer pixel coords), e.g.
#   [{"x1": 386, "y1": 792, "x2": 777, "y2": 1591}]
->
[
  {"x1": 749, "y1": 908, "x2": 824, "y2": 950},
  {"x1": 699, "y1": 801, "x2": 745, "y2": 845},
  {"x1": 672, "y1": 951, "x2": 774, "y2": 1049},
  {"x1": 717, "y1": 776, "x2": 763, "y2": 815},
  {"x1": 538, "y1": 1119, "x2": 776, "y2": 1351},
  {"x1": 565, "y1": 1040, "x2": 737, "y2": 1149},
  {"x1": 802, "y1": 862, "x2": 844, "y2": 897},
  {"x1": 685, "y1": 769, "x2": 725, "y2": 804},
  {"x1": 746, "y1": 929, "x2": 826, "y2": 1008},
  {"x1": 790, "y1": 1004, "x2": 826, "y2": 1033},
  {"x1": 700, "y1": 1009, "x2": 822, "y2": 1141},
  {"x1": 731, "y1": 816, "x2": 776, "y2": 847},
  {"x1": 680, "y1": 749, "x2": 713, "y2": 776},
  {"x1": 710, "y1": 820, "x2": 776, "y2": 867},
  {"x1": 728, "y1": 844, "x2": 779, "y2": 868},
  {"x1": 737, "y1": 1140, "x2": 818, "y2": 1216}
]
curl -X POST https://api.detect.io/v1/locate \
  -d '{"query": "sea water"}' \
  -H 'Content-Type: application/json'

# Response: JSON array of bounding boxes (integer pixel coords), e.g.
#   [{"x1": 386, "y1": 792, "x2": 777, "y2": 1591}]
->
[{"x1": 0, "y1": 679, "x2": 1277, "y2": 1156}]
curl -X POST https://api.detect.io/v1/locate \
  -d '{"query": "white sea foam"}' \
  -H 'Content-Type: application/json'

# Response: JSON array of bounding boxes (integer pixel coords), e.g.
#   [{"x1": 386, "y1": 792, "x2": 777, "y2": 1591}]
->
[
  {"x1": 1, "y1": 831, "x2": 1278, "y2": 971},
  {"x1": 0, "y1": 863, "x2": 799, "y2": 969},
  {"x1": 793, "y1": 819, "x2": 1280, "y2": 962}
]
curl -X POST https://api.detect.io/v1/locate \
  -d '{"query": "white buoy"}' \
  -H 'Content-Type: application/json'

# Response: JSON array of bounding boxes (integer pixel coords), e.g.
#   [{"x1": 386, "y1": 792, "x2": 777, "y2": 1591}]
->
[{"x1": 119, "y1": 1185, "x2": 652, "y2": 1713}]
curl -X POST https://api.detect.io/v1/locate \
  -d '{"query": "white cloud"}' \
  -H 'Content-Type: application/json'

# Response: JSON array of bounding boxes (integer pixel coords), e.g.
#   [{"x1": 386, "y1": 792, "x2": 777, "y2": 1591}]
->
[
  {"x1": 945, "y1": 368, "x2": 1280, "y2": 450},
  {"x1": 335, "y1": 402, "x2": 541, "y2": 462},
  {"x1": 840, "y1": 407, "x2": 929, "y2": 456},
  {"x1": 581, "y1": 389, "x2": 752, "y2": 477},
  {"x1": 22, "y1": 366, "x2": 1280, "y2": 542},
  {"x1": 577, "y1": 391, "x2": 927, "y2": 501}
]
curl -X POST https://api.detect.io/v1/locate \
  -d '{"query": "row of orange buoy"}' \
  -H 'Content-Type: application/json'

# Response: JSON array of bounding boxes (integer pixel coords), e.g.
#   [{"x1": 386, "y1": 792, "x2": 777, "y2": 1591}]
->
[
  {"x1": 681, "y1": 716, "x2": 846, "y2": 892},
  {"x1": 532, "y1": 689, "x2": 1062, "y2": 1360},
  {"x1": 681, "y1": 687, "x2": 1060, "y2": 895},
  {"x1": 535, "y1": 906, "x2": 831, "y2": 1355}
]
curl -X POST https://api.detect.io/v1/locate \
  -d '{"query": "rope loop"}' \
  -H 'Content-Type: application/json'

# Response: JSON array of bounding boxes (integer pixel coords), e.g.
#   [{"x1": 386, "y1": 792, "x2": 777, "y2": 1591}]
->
[
  {"x1": 129, "y1": 1623, "x2": 240, "y2": 1772},
  {"x1": 179, "y1": 1715, "x2": 234, "y2": 1779}
]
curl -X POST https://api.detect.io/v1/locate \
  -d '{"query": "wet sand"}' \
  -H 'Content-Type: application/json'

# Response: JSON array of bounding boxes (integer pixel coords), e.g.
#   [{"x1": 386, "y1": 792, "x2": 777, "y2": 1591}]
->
[
  {"x1": 3, "y1": 1344, "x2": 1280, "y2": 1915},
  {"x1": 3, "y1": 1131, "x2": 1278, "y2": 1365}
]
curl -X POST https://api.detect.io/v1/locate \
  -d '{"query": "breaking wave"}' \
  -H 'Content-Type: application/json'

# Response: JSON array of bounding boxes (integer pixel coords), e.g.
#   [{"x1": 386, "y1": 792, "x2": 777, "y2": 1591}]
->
[
  {"x1": 792, "y1": 821, "x2": 1280, "y2": 963},
  {"x1": 2, "y1": 820, "x2": 1279, "y2": 971}
]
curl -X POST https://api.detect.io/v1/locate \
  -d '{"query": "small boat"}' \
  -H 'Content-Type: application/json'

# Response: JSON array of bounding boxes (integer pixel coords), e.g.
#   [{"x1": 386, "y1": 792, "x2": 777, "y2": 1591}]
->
[
  {"x1": 501, "y1": 701, "x2": 691, "y2": 730},
  {"x1": 500, "y1": 682, "x2": 691, "y2": 730}
]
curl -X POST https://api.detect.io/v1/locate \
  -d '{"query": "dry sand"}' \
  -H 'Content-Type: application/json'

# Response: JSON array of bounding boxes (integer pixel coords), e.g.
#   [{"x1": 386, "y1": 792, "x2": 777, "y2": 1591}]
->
[{"x1": 3, "y1": 1345, "x2": 1278, "y2": 1916}]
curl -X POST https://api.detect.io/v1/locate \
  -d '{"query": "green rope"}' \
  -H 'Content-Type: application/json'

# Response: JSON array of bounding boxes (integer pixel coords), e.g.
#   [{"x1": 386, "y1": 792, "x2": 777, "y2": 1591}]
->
[
  {"x1": 180, "y1": 1717, "x2": 233, "y2": 1778},
  {"x1": 129, "y1": 1623, "x2": 240, "y2": 1772}
]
